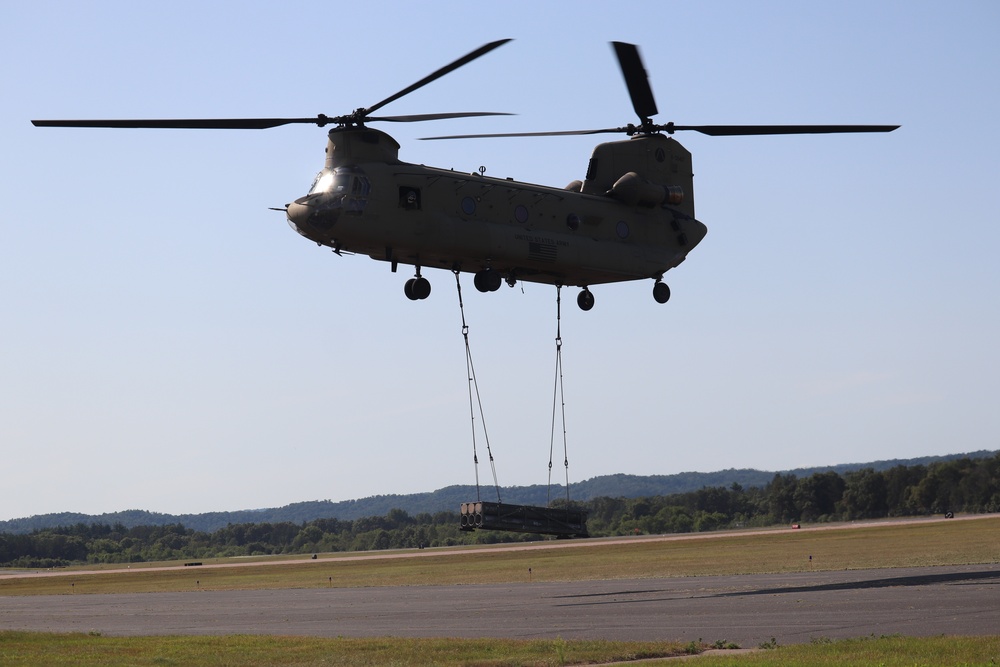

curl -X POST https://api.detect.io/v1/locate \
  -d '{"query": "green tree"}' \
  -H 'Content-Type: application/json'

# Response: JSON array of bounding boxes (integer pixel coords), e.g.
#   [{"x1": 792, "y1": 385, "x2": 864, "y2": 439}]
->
[
  {"x1": 841, "y1": 468, "x2": 888, "y2": 519},
  {"x1": 793, "y1": 472, "x2": 845, "y2": 521},
  {"x1": 764, "y1": 473, "x2": 798, "y2": 523},
  {"x1": 693, "y1": 511, "x2": 728, "y2": 532}
]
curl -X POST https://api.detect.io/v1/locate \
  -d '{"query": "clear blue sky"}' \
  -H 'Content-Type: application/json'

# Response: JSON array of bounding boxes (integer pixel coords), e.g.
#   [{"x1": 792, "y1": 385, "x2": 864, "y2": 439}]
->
[{"x1": 2, "y1": 1, "x2": 998, "y2": 520}]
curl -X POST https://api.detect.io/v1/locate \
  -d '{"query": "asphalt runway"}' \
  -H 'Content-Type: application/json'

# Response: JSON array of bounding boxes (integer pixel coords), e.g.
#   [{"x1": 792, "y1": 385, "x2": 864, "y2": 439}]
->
[{"x1": 3, "y1": 564, "x2": 999, "y2": 646}]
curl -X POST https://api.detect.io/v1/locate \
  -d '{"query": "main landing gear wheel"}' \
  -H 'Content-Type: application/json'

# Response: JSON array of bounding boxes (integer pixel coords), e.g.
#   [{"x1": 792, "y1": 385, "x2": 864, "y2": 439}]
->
[
  {"x1": 404, "y1": 276, "x2": 431, "y2": 300},
  {"x1": 577, "y1": 288, "x2": 595, "y2": 311},
  {"x1": 473, "y1": 269, "x2": 502, "y2": 293},
  {"x1": 653, "y1": 281, "x2": 671, "y2": 304}
]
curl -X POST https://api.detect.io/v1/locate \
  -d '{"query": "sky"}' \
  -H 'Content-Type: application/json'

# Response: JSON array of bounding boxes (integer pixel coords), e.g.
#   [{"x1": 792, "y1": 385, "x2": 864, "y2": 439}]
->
[{"x1": 2, "y1": 1, "x2": 998, "y2": 521}]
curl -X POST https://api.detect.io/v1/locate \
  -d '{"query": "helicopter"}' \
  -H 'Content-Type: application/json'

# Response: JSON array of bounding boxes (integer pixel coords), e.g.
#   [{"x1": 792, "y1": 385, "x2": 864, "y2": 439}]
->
[{"x1": 33, "y1": 40, "x2": 898, "y2": 311}]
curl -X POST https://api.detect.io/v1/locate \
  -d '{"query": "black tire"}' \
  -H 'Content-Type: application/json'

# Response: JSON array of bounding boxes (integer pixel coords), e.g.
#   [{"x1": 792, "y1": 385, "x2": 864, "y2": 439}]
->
[
  {"x1": 474, "y1": 269, "x2": 502, "y2": 293},
  {"x1": 577, "y1": 289, "x2": 595, "y2": 311},
  {"x1": 404, "y1": 278, "x2": 418, "y2": 300},
  {"x1": 412, "y1": 276, "x2": 431, "y2": 300},
  {"x1": 653, "y1": 281, "x2": 671, "y2": 304}
]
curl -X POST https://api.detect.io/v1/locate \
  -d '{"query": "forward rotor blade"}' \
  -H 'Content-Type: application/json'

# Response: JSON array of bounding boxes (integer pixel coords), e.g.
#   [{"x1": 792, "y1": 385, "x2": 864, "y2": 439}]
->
[
  {"x1": 369, "y1": 111, "x2": 514, "y2": 123},
  {"x1": 363, "y1": 39, "x2": 512, "y2": 116},
  {"x1": 33, "y1": 41, "x2": 514, "y2": 131},
  {"x1": 31, "y1": 116, "x2": 335, "y2": 130},
  {"x1": 612, "y1": 41, "x2": 658, "y2": 122},
  {"x1": 31, "y1": 111, "x2": 517, "y2": 130},
  {"x1": 672, "y1": 124, "x2": 900, "y2": 136}
]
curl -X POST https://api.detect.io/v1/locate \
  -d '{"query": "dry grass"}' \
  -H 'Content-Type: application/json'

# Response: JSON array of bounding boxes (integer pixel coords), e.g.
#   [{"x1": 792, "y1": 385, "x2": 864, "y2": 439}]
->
[
  {"x1": 693, "y1": 635, "x2": 1000, "y2": 666},
  {"x1": 0, "y1": 632, "x2": 692, "y2": 666},
  {"x1": 3, "y1": 631, "x2": 1000, "y2": 666},
  {"x1": 2, "y1": 515, "x2": 997, "y2": 596}
]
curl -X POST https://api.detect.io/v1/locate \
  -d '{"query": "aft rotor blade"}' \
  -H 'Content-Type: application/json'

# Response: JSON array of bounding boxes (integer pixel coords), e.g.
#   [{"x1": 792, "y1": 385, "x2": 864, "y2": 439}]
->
[
  {"x1": 672, "y1": 124, "x2": 900, "y2": 136},
  {"x1": 31, "y1": 116, "x2": 336, "y2": 130},
  {"x1": 421, "y1": 127, "x2": 624, "y2": 140},
  {"x1": 612, "y1": 41, "x2": 658, "y2": 122},
  {"x1": 363, "y1": 39, "x2": 512, "y2": 116}
]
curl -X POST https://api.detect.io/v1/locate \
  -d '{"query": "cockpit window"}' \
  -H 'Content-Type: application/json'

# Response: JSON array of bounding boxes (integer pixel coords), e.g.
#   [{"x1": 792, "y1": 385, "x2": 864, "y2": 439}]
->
[
  {"x1": 309, "y1": 168, "x2": 371, "y2": 197},
  {"x1": 306, "y1": 167, "x2": 372, "y2": 215},
  {"x1": 309, "y1": 170, "x2": 338, "y2": 195}
]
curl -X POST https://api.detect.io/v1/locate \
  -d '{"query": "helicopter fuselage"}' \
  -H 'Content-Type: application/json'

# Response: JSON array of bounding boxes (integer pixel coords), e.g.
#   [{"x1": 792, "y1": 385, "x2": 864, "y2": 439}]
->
[{"x1": 286, "y1": 127, "x2": 707, "y2": 299}]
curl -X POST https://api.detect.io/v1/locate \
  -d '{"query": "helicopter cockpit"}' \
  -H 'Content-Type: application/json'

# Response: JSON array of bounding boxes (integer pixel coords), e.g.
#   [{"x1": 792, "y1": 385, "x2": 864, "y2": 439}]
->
[
  {"x1": 287, "y1": 167, "x2": 371, "y2": 239},
  {"x1": 309, "y1": 166, "x2": 370, "y2": 197}
]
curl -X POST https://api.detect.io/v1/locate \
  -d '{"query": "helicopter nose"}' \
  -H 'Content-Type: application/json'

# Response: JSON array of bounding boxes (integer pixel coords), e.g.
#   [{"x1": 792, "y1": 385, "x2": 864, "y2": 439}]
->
[
  {"x1": 286, "y1": 201, "x2": 311, "y2": 229},
  {"x1": 285, "y1": 195, "x2": 340, "y2": 239}
]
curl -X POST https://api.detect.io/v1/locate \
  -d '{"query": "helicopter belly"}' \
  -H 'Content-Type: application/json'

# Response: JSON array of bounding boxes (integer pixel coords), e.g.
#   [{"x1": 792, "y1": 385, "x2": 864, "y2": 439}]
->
[{"x1": 339, "y1": 212, "x2": 685, "y2": 287}]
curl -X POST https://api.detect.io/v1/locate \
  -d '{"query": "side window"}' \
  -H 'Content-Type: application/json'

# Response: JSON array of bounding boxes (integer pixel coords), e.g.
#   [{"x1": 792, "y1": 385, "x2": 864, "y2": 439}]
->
[
  {"x1": 342, "y1": 170, "x2": 371, "y2": 215},
  {"x1": 399, "y1": 187, "x2": 421, "y2": 211}
]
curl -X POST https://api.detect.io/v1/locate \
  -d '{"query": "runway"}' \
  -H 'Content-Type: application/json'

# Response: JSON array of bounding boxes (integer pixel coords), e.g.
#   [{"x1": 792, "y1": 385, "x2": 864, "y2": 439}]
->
[{"x1": 3, "y1": 564, "x2": 998, "y2": 646}]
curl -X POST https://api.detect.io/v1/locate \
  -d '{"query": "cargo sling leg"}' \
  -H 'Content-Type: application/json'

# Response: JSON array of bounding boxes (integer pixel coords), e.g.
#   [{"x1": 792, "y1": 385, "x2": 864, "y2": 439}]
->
[{"x1": 459, "y1": 282, "x2": 588, "y2": 538}]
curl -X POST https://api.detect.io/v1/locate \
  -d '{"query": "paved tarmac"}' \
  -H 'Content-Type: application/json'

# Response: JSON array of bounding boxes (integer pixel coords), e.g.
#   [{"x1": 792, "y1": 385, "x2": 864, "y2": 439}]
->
[{"x1": 2, "y1": 564, "x2": 998, "y2": 646}]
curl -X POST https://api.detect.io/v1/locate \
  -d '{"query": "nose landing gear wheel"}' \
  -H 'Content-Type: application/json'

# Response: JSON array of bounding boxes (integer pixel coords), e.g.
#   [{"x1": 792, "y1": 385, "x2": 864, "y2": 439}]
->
[
  {"x1": 404, "y1": 276, "x2": 431, "y2": 300},
  {"x1": 577, "y1": 288, "x2": 595, "y2": 311},
  {"x1": 653, "y1": 281, "x2": 671, "y2": 304}
]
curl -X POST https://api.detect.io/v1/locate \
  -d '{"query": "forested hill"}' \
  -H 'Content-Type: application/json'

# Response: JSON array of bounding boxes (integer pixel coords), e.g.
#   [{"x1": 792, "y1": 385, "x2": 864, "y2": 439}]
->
[{"x1": 3, "y1": 450, "x2": 993, "y2": 535}]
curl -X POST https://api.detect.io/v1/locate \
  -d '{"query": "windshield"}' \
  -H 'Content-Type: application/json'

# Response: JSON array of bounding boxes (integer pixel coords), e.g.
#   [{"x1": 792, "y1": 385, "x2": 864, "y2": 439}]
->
[
  {"x1": 308, "y1": 170, "x2": 340, "y2": 195},
  {"x1": 308, "y1": 168, "x2": 371, "y2": 197}
]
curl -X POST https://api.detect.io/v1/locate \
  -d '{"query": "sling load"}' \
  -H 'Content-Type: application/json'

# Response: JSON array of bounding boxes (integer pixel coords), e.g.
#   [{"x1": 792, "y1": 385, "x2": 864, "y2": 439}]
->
[{"x1": 455, "y1": 275, "x2": 588, "y2": 538}]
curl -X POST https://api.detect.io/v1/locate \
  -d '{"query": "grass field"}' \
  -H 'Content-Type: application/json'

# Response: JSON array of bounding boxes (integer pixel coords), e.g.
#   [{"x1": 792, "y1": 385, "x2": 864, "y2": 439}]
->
[
  {"x1": 2, "y1": 515, "x2": 999, "y2": 665},
  {"x1": 2, "y1": 515, "x2": 997, "y2": 596},
  {"x1": 2, "y1": 632, "x2": 999, "y2": 666}
]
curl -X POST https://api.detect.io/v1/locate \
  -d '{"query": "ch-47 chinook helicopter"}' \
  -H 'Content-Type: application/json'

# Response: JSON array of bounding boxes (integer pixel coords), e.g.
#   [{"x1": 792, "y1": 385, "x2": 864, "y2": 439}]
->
[{"x1": 33, "y1": 39, "x2": 898, "y2": 311}]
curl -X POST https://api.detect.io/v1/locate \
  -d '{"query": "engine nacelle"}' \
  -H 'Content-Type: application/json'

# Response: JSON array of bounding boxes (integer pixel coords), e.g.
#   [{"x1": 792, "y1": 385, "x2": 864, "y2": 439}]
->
[{"x1": 608, "y1": 171, "x2": 684, "y2": 208}]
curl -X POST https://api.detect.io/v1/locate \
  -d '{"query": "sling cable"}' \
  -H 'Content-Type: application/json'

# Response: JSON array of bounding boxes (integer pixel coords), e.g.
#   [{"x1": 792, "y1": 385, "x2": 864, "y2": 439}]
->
[{"x1": 456, "y1": 275, "x2": 588, "y2": 538}]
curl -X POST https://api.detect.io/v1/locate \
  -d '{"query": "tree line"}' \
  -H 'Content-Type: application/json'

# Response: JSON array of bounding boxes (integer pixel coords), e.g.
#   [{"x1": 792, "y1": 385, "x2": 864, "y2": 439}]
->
[{"x1": 3, "y1": 454, "x2": 998, "y2": 568}]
